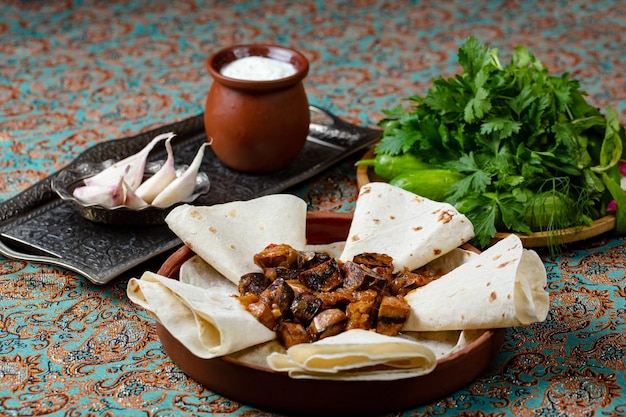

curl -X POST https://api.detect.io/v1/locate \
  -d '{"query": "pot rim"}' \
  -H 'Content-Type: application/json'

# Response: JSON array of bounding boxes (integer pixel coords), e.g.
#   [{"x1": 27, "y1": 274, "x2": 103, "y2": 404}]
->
[{"x1": 207, "y1": 44, "x2": 309, "y2": 90}]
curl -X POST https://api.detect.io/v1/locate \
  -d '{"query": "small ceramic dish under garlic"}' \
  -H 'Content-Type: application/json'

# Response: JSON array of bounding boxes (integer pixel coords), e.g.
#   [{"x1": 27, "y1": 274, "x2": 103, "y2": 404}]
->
[{"x1": 53, "y1": 160, "x2": 210, "y2": 226}]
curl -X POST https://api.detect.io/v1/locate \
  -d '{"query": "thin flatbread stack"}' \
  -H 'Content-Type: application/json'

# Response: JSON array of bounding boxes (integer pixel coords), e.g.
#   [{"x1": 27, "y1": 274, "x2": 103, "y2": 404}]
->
[
  {"x1": 127, "y1": 183, "x2": 549, "y2": 380},
  {"x1": 266, "y1": 329, "x2": 437, "y2": 381}
]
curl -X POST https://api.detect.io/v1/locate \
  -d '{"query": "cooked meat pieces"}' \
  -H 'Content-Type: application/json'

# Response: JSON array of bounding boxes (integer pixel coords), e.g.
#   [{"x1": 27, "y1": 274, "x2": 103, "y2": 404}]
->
[
  {"x1": 238, "y1": 244, "x2": 438, "y2": 348},
  {"x1": 301, "y1": 250, "x2": 332, "y2": 269},
  {"x1": 254, "y1": 243, "x2": 303, "y2": 269},
  {"x1": 238, "y1": 272, "x2": 271, "y2": 296},
  {"x1": 389, "y1": 269, "x2": 436, "y2": 296},
  {"x1": 247, "y1": 278, "x2": 294, "y2": 330},
  {"x1": 263, "y1": 266, "x2": 301, "y2": 281},
  {"x1": 290, "y1": 292, "x2": 323, "y2": 324},
  {"x1": 376, "y1": 295, "x2": 411, "y2": 336},
  {"x1": 341, "y1": 261, "x2": 389, "y2": 292},
  {"x1": 345, "y1": 289, "x2": 379, "y2": 330},
  {"x1": 277, "y1": 321, "x2": 312, "y2": 348},
  {"x1": 298, "y1": 258, "x2": 343, "y2": 292},
  {"x1": 352, "y1": 252, "x2": 393, "y2": 268},
  {"x1": 309, "y1": 308, "x2": 348, "y2": 340}
]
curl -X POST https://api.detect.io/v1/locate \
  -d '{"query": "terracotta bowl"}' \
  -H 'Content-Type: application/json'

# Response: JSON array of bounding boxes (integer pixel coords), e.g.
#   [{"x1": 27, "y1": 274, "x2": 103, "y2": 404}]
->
[{"x1": 156, "y1": 211, "x2": 505, "y2": 416}]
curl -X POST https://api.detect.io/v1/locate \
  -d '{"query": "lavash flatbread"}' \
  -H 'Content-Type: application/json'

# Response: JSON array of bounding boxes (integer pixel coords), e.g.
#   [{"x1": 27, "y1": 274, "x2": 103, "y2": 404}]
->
[
  {"x1": 165, "y1": 194, "x2": 307, "y2": 285},
  {"x1": 403, "y1": 233, "x2": 549, "y2": 331},
  {"x1": 127, "y1": 185, "x2": 549, "y2": 380},
  {"x1": 266, "y1": 329, "x2": 437, "y2": 381},
  {"x1": 127, "y1": 271, "x2": 275, "y2": 359},
  {"x1": 179, "y1": 254, "x2": 238, "y2": 291},
  {"x1": 339, "y1": 182, "x2": 475, "y2": 272}
]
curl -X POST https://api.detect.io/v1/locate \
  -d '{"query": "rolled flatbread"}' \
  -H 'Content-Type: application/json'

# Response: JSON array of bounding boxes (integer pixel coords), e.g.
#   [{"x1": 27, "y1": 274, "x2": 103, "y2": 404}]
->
[
  {"x1": 339, "y1": 182, "x2": 475, "y2": 271},
  {"x1": 127, "y1": 271, "x2": 275, "y2": 359},
  {"x1": 403, "y1": 234, "x2": 549, "y2": 331},
  {"x1": 165, "y1": 194, "x2": 307, "y2": 285},
  {"x1": 179, "y1": 254, "x2": 238, "y2": 291}
]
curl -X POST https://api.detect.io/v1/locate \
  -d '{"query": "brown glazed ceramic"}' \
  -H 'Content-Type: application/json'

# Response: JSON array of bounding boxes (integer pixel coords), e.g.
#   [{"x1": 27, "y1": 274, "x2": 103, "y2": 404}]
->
[
  {"x1": 204, "y1": 44, "x2": 310, "y2": 173},
  {"x1": 156, "y1": 211, "x2": 505, "y2": 416}
]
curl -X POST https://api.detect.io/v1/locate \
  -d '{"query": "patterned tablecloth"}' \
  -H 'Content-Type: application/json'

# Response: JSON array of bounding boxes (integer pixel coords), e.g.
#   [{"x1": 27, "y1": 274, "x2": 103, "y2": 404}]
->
[{"x1": 1, "y1": 1, "x2": 625, "y2": 416}]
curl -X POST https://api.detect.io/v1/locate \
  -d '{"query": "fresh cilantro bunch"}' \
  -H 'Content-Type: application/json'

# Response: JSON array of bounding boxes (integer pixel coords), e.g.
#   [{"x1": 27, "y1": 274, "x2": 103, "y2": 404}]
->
[{"x1": 377, "y1": 36, "x2": 626, "y2": 249}]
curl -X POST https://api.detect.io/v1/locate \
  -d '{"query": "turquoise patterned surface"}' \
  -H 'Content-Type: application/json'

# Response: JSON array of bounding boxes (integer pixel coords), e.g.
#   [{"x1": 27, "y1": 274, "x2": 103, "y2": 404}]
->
[{"x1": 1, "y1": 1, "x2": 626, "y2": 416}]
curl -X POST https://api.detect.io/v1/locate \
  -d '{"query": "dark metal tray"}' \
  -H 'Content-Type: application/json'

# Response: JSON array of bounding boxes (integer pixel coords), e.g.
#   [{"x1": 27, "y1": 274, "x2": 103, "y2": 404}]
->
[{"x1": 0, "y1": 106, "x2": 380, "y2": 284}]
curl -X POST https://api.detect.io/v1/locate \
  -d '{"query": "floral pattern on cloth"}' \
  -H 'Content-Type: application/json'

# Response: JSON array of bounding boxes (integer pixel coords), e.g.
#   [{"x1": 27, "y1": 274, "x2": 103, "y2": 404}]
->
[
  {"x1": 1, "y1": 0, "x2": 626, "y2": 415},
  {"x1": 0, "y1": 237, "x2": 625, "y2": 416}
]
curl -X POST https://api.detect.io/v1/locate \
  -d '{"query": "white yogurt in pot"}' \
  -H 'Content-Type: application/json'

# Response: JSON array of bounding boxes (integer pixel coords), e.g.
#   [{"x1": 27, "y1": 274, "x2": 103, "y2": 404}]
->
[{"x1": 220, "y1": 56, "x2": 297, "y2": 81}]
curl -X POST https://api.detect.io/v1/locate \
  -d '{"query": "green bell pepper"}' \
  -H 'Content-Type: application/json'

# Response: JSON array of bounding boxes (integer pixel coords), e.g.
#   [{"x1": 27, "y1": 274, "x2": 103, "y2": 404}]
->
[{"x1": 356, "y1": 152, "x2": 431, "y2": 180}]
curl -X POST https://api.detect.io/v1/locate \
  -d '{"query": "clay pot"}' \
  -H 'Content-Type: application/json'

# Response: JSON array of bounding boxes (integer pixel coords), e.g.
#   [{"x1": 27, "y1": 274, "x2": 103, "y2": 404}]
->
[{"x1": 204, "y1": 44, "x2": 310, "y2": 173}]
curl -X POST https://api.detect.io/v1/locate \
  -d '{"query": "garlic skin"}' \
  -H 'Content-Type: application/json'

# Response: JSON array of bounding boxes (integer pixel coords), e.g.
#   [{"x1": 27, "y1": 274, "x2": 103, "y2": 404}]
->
[
  {"x1": 151, "y1": 143, "x2": 209, "y2": 208},
  {"x1": 135, "y1": 137, "x2": 177, "y2": 204},
  {"x1": 84, "y1": 132, "x2": 174, "y2": 191}
]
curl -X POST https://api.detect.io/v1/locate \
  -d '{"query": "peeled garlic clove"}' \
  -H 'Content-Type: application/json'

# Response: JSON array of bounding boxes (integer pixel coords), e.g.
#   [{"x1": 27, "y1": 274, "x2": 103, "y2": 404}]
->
[
  {"x1": 84, "y1": 132, "x2": 175, "y2": 191},
  {"x1": 135, "y1": 137, "x2": 177, "y2": 204},
  {"x1": 151, "y1": 143, "x2": 209, "y2": 208}
]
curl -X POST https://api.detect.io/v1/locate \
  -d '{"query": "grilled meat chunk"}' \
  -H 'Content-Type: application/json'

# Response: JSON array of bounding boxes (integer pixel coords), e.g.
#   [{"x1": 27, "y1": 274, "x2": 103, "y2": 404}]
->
[
  {"x1": 298, "y1": 258, "x2": 343, "y2": 292},
  {"x1": 277, "y1": 321, "x2": 312, "y2": 348},
  {"x1": 315, "y1": 288, "x2": 354, "y2": 309},
  {"x1": 254, "y1": 243, "x2": 303, "y2": 269},
  {"x1": 238, "y1": 272, "x2": 271, "y2": 296},
  {"x1": 301, "y1": 250, "x2": 332, "y2": 269},
  {"x1": 345, "y1": 289, "x2": 379, "y2": 330},
  {"x1": 376, "y1": 295, "x2": 411, "y2": 336},
  {"x1": 309, "y1": 308, "x2": 348, "y2": 340},
  {"x1": 246, "y1": 299, "x2": 276, "y2": 330},
  {"x1": 285, "y1": 279, "x2": 308, "y2": 295},
  {"x1": 341, "y1": 261, "x2": 389, "y2": 292},
  {"x1": 248, "y1": 278, "x2": 295, "y2": 330},
  {"x1": 263, "y1": 266, "x2": 301, "y2": 282},
  {"x1": 389, "y1": 269, "x2": 435, "y2": 296},
  {"x1": 352, "y1": 252, "x2": 393, "y2": 267},
  {"x1": 352, "y1": 252, "x2": 393, "y2": 273},
  {"x1": 290, "y1": 292, "x2": 323, "y2": 324}
]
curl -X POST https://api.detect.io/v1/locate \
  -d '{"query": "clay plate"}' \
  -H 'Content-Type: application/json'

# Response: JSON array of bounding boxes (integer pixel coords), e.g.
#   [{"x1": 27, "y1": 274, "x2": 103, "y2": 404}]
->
[
  {"x1": 356, "y1": 147, "x2": 617, "y2": 248},
  {"x1": 156, "y1": 211, "x2": 505, "y2": 416}
]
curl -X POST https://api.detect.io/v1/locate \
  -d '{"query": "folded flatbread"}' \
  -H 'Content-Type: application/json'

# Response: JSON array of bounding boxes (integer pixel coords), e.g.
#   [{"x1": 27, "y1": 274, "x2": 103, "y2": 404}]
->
[
  {"x1": 127, "y1": 271, "x2": 275, "y2": 359},
  {"x1": 127, "y1": 184, "x2": 549, "y2": 380},
  {"x1": 403, "y1": 233, "x2": 549, "y2": 331},
  {"x1": 340, "y1": 182, "x2": 475, "y2": 272},
  {"x1": 165, "y1": 194, "x2": 307, "y2": 284},
  {"x1": 266, "y1": 329, "x2": 437, "y2": 381}
]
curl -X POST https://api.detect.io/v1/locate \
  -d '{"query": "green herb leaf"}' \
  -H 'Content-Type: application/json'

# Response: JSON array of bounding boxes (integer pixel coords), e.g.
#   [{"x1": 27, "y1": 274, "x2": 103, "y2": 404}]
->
[{"x1": 375, "y1": 36, "x2": 624, "y2": 249}]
